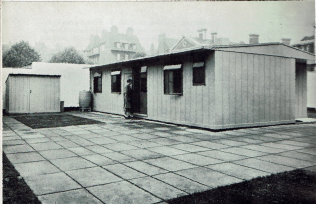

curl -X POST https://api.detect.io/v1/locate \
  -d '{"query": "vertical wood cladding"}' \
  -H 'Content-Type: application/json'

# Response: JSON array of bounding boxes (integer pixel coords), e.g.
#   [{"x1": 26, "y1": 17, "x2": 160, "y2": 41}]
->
[{"x1": 215, "y1": 51, "x2": 296, "y2": 128}]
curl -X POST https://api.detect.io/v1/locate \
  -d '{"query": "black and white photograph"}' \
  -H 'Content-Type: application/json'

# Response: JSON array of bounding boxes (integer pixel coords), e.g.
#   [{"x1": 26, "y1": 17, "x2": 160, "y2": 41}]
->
[{"x1": 2, "y1": 1, "x2": 316, "y2": 203}]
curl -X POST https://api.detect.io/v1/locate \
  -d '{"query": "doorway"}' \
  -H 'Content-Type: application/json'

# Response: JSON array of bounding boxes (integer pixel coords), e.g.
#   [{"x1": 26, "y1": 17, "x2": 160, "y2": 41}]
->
[{"x1": 132, "y1": 66, "x2": 147, "y2": 115}]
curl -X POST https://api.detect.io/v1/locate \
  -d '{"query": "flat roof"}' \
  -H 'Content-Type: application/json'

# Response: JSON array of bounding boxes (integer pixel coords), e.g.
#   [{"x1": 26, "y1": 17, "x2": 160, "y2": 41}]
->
[{"x1": 90, "y1": 43, "x2": 315, "y2": 70}]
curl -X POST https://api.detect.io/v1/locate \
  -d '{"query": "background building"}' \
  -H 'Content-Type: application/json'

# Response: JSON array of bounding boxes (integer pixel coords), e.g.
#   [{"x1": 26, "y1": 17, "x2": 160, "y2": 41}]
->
[{"x1": 84, "y1": 26, "x2": 144, "y2": 64}]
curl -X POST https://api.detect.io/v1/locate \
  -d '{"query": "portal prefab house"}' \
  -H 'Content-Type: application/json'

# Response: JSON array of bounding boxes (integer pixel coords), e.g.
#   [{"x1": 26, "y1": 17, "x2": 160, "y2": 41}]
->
[
  {"x1": 5, "y1": 74, "x2": 61, "y2": 114},
  {"x1": 90, "y1": 43, "x2": 314, "y2": 130}
]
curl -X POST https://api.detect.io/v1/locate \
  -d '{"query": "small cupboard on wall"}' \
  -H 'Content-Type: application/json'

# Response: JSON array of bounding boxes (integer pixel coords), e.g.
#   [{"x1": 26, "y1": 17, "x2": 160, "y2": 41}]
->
[
  {"x1": 5, "y1": 74, "x2": 61, "y2": 114},
  {"x1": 90, "y1": 44, "x2": 314, "y2": 130}
]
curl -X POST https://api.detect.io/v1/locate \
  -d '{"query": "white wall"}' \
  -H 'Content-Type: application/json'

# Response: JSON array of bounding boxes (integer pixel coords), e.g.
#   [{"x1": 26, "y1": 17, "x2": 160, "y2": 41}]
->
[{"x1": 2, "y1": 62, "x2": 90, "y2": 109}]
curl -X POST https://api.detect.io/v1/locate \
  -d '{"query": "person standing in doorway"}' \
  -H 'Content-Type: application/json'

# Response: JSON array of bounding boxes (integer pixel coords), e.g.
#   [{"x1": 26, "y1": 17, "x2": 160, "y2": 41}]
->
[{"x1": 124, "y1": 78, "x2": 133, "y2": 118}]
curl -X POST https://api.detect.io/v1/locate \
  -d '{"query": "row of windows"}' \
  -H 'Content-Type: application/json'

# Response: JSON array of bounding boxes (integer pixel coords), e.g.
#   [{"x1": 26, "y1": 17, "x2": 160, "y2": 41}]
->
[
  {"x1": 117, "y1": 53, "x2": 129, "y2": 61},
  {"x1": 93, "y1": 62, "x2": 205, "y2": 94},
  {"x1": 115, "y1": 42, "x2": 137, "y2": 50}
]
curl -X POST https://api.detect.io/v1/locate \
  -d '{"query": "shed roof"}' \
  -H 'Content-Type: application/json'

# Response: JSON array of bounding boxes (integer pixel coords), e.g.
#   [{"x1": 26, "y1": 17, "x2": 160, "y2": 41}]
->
[{"x1": 8, "y1": 73, "x2": 61, "y2": 77}]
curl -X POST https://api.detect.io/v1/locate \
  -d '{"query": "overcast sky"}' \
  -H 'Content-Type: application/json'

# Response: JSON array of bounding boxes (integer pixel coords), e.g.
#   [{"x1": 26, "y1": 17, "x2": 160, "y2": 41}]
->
[{"x1": 2, "y1": 1, "x2": 315, "y2": 51}]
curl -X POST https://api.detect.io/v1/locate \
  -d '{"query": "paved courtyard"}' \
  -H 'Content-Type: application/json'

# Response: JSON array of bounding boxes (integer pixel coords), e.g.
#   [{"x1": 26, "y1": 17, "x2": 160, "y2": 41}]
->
[{"x1": 3, "y1": 112, "x2": 316, "y2": 204}]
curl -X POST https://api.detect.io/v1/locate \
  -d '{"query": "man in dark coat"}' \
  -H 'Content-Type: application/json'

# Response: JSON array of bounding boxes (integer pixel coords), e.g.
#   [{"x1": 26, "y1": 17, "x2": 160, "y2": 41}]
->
[{"x1": 124, "y1": 79, "x2": 133, "y2": 118}]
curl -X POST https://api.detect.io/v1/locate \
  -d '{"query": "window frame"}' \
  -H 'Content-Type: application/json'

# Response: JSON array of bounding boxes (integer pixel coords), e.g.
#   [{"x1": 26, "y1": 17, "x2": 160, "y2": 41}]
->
[
  {"x1": 192, "y1": 62, "x2": 206, "y2": 86},
  {"x1": 111, "y1": 71, "x2": 121, "y2": 94},
  {"x1": 163, "y1": 64, "x2": 183, "y2": 95},
  {"x1": 93, "y1": 72, "x2": 102, "y2": 93}
]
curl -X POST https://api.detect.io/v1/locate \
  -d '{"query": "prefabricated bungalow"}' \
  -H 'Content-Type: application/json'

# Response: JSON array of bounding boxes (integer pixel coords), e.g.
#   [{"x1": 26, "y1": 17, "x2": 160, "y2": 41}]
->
[{"x1": 90, "y1": 43, "x2": 314, "y2": 130}]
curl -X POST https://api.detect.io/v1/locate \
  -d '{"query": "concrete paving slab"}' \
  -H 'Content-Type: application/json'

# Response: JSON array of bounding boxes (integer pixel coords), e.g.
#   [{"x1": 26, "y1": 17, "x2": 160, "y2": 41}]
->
[
  {"x1": 261, "y1": 142, "x2": 304, "y2": 150},
  {"x1": 147, "y1": 146, "x2": 189, "y2": 156},
  {"x1": 48, "y1": 136, "x2": 69, "y2": 142},
  {"x1": 3, "y1": 144, "x2": 35, "y2": 154},
  {"x1": 125, "y1": 161, "x2": 168, "y2": 176},
  {"x1": 213, "y1": 139, "x2": 248, "y2": 147},
  {"x1": 103, "y1": 143, "x2": 140, "y2": 151},
  {"x1": 102, "y1": 152, "x2": 136, "y2": 163},
  {"x1": 104, "y1": 164, "x2": 147, "y2": 179},
  {"x1": 3, "y1": 139, "x2": 27, "y2": 146},
  {"x1": 67, "y1": 167, "x2": 122, "y2": 187},
  {"x1": 56, "y1": 140, "x2": 80, "y2": 148},
  {"x1": 277, "y1": 140, "x2": 312, "y2": 147},
  {"x1": 29, "y1": 142, "x2": 64, "y2": 151},
  {"x1": 234, "y1": 158, "x2": 294, "y2": 173},
  {"x1": 51, "y1": 157, "x2": 96, "y2": 171},
  {"x1": 24, "y1": 137, "x2": 52, "y2": 144},
  {"x1": 171, "y1": 153, "x2": 223, "y2": 166},
  {"x1": 24, "y1": 172, "x2": 81, "y2": 195},
  {"x1": 151, "y1": 131, "x2": 174, "y2": 137},
  {"x1": 132, "y1": 133, "x2": 160, "y2": 140},
  {"x1": 82, "y1": 154, "x2": 117, "y2": 166},
  {"x1": 121, "y1": 149, "x2": 164, "y2": 160},
  {"x1": 38, "y1": 189, "x2": 102, "y2": 204},
  {"x1": 144, "y1": 157, "x2": 196, "y2": 171},
  {"x1": 171, "y1": 144, "x2": 210, "y2": 152},
  {"x1": 242, "y1": 144, "x2": 287, "y2": 153},
  {"x1": 206, "y1": 163, "x2": 270, "y2": 180},
  {"x1": 127, "y1": 140, "x2": 162, "y2": 148},
  {"x1": 85, "y1": 145, "x2": 114, "y2": 154},
  {"x1": 112, "y1": 135, "x2": 141, "y2": 142},
  {"x1": 6, "y1": 152, "x2": 45, "y2": 164},
  {"x1": 154, "y1": 173, "x2": 210, "y2": 194},
  {"x1": 130, "y1": 176, "x2": 186, "y2": 200},
  {"x1": 68, "y1": 147, "x2": 96, "y2": 156},
  {"x1": 150, "y1": 138, "x2": 182, "y2": 146},
  {"x1": 175, "y1": 167, "x2": 243, "y2": 188},
  {"x1": 222, "y1": 147, "x2": 268, "y2": 157},
  {"x1": 297, "y1": 147, "x2": 316, "y2": 156},
  {"x1": 231, "y1": 137, "x2": 264, "y2": 144},
  {"x1": 257, "y1": 155, "x2": 316, "y2": 168},
  {"x1": 171, "y1": 135, "x2": 201, "y2": 143},
  {"x1": 15, "y1": 161, "x2": 60, "y2": 177},
  {"x1": 88, "y1": 180, "x2": 161, "y2": 204},
  {"x1": 39, "y1": 149, "x2": 77, "y2": 160},
  {"x1": 197, "y1": 150, "x2": 247, "y2": 161},
  {"x1": 192, "y1": 141, "x2": 229, "y2": 149},
  {"x1": 87, "y1": 137, "x2": 119, "y2": 144},
  {"x1": 278, "y1": 150, "x2": 316, "y2": 162}
]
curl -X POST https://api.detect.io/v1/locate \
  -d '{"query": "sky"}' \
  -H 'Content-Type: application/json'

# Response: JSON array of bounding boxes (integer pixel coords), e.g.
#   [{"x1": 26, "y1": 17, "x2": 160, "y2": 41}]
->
[{"x1": 2, "y1": 1, "x2": 315, "y2": 52}]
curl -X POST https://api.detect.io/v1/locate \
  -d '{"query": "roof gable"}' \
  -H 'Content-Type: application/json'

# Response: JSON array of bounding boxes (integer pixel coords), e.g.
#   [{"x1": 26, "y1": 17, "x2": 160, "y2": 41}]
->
[{"x1": 171, "y1": 36, "x2": 201, "y2": 52}]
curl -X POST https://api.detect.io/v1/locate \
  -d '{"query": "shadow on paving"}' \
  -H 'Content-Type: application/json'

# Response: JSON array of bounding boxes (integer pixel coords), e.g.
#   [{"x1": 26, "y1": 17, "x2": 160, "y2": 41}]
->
[
  {"x1": 3, "y1": 153, "x2": 41, "y2": 204},
  {"x1": 13, "y1": 114, "x2": 104, "y2": 129},
  {"x1": 167, "y1": 169, "x2": 316, "y2": 204}
]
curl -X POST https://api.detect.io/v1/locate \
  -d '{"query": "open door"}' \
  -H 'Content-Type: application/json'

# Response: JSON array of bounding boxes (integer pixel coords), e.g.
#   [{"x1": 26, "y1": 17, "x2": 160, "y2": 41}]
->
[{"x1": 132, "y1": 66, "x2": 147, "y2": 115}]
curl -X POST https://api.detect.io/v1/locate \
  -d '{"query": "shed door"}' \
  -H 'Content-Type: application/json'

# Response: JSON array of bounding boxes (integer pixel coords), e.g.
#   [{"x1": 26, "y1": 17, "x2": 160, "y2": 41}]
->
[
  {"x1": 29, "y1": 76, "x2": 60, "y2": 113},
  {"x1": 30, "y1": 77, "x2": 45, "y2": 113},
  {"x1": 132, "y1": 67, "x2": 147, "y2": 115}
]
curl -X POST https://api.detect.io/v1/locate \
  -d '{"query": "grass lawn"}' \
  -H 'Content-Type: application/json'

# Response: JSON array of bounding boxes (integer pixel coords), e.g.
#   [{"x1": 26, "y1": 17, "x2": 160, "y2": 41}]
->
[
  {"x1": 13, "y1": 113, "x2": 103, "y2": 129},
  {"x1": 167, "y1": 169, "x2": 316, "y2": 204},
  {"x1": 3, "y1": 153, "x2": 41, "y2": 204}
]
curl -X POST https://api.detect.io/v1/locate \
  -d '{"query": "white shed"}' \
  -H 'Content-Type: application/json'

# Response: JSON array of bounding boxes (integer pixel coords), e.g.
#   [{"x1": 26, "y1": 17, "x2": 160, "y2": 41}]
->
[
  {"x1": 5, "y1": 74, "x2": 61, "y2": 114},
  {"x1": 2, "y1": 62, "x2": 90, "y2": 110}
]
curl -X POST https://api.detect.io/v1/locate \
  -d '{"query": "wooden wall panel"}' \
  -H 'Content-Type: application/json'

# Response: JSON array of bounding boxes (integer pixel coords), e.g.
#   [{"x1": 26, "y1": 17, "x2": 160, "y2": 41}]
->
[
  {"x1": 295, "y1": 63, "x2": 308, "y2": 118},
  {"x1": 215, "y1": 52, "x2": 224, "y2": 126},
  {"x1": 247, "y1": 54, "x2": 254, "y2": 124},
  {"x1": 241, "y1": 54, "x2": 248, "y2": 124},
  {"x1": 235, "y1": 53, "x2": 243, "y2": 125}
]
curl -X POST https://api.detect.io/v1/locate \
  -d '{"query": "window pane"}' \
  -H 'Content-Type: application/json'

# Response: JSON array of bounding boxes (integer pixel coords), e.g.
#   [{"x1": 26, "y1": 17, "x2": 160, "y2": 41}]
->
[
  {"x1": 111, "y1": 74, "x2": 121, "y2": 93},
  {"x1": 193, "y1": 66, "x2": 205, "y2": 85},
  {"x1": 173, "y1": 69, "x2": 182, "y2": 93},
  {"x1": 94, "y1": 77, "x2": 102, "y2": 93}
]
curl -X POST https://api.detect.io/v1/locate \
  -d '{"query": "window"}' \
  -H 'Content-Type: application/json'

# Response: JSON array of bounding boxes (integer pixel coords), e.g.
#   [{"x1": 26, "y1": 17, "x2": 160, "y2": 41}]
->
[
  {"x1": 116, "y1": 42, "x2": 120, "y2": 48},
  {"x1": 117, "y1": 54, "x2": 120, "y2": 61},
  {"x1": 111, "y1": 71, "x2": 121, "y2": 93},
  {"x1": 124, "y1": 44, "x2": 129, "y2": 49},
  {"x1": 192, "y1": 62, "x2": 205, "y2": 85},
  {"x1": 125, "y1": 54, "x2": 129, "y2": 60},
  {"x1": 93, "y1": 72, "x2": 102, "y2": 93},
  {"x1": 164, "y1": 64, "x2": 183, "y2": 95}
]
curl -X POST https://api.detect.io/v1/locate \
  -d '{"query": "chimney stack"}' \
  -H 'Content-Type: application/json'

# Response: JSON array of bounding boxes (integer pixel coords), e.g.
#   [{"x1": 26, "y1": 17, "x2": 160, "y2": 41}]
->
[
  {"x1": 111, "y1": 25, "x2": 118, "y2": 34},
  {"x1": 211, "y1": 32, "x2": 217, "y2": 44},
  {"x1": 249, "y1": 34, "x2": 259, "y2": 44},
  {"x1": 126, "y1": 27, "x2": 133, "y2": 36},
  {"x1": 197, "y1": 29, "x2": 207, "y2": 40},
  {"x1": 281, "y1": 38, "x2": 291, "y2": 46}
]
